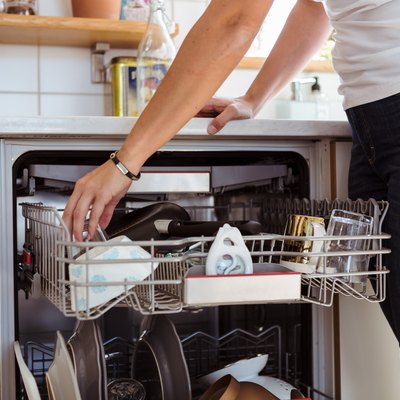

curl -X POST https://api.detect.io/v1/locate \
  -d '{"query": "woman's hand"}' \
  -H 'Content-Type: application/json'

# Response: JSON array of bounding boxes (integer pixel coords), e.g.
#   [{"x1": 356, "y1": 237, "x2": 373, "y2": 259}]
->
[
  {"x1": 62, "y1": 160, "x2": 132, "y2": 241},
  {"x1": 197, "y1": 96, "x2": 254, "y2": 134}
]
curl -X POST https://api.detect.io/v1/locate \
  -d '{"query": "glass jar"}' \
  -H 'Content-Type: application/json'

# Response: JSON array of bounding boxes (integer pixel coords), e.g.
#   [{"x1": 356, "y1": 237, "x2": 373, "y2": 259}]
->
[
  {"x1": 136, "y1": 0, "x2": 176, "y2": 114},
  {"x1": 4, "y1": 0, "x2": 36, "y2": 15}
]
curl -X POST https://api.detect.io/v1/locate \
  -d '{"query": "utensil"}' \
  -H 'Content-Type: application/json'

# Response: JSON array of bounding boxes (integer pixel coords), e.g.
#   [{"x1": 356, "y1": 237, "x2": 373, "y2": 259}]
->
[
  {"x1": 66, "y1": 320, "x2": 107, "y2": 400},
  {"x1": 131, "y1": 314, "x2": 191, "y2": 400}
]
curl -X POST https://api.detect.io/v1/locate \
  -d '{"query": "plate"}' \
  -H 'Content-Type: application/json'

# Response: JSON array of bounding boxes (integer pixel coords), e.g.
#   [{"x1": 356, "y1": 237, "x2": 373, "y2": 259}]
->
[
  {"x1": 67, "y1": 320, "x2": 107, "y2": 400},
  {"x1": 46, "y1": 331, "x2": 82, "y2": 400},
  {"x1": 14, "y1": 341, "x2": 41, "y2": 400},
  {"x1": 131, "y1": 315, "x2": 191, "y2": 400}
]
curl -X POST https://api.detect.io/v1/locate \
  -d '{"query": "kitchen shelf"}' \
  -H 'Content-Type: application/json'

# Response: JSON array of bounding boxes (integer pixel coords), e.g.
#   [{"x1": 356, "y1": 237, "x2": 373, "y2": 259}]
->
[{"x1": 0, "y1": 13, "x2": 178, "y2": 48}]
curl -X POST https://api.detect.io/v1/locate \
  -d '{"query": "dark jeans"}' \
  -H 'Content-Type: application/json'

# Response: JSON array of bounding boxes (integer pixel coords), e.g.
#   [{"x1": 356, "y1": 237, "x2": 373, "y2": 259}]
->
[{"x1": 346, "y1": 92, "x2": 400, "y2": 344}]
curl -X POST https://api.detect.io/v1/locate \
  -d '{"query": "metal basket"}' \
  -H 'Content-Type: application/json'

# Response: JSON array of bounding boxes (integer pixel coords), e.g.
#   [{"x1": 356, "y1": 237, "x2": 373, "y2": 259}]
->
[{"x1": 20, "y1": 200, "x2": 390, "y2": 320}]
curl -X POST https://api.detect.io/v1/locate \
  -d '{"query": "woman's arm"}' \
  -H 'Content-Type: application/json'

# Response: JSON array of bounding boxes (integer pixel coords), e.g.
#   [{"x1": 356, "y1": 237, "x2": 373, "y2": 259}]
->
[
  {"x1": 63, "y1": 0, "x2": 274, "y2": 240},
  {"x1": 205, "y1": 0, "x2": 331, "y2": 134}
]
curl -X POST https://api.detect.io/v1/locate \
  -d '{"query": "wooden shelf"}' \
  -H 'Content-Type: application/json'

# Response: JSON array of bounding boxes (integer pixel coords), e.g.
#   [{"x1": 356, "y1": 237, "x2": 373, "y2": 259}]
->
[{"x1": 0, "y1": 13, "x2": 178, "y2": 48}]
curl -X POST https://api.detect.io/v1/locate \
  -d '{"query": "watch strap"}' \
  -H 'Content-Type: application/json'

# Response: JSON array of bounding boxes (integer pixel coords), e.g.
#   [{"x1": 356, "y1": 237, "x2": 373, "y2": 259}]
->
[{"x1": 110, "y1": 151, "x2": 141, "y2": 181}]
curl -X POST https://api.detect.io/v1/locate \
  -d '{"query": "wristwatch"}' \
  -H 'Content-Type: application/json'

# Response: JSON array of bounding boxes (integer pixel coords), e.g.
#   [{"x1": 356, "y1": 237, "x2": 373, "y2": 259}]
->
[{"x1": 109, "y1": 151, "x2": 141, "y2": 181}]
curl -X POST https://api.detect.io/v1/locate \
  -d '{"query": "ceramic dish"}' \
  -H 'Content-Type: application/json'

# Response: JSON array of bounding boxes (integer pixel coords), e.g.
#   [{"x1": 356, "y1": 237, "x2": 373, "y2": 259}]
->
[
  {"x1": 198, "y1": 354, "x2": 269, "y2": 387},
  {"x1": 198, "y1": 354, "x2": 304, "y2": 400},
  {"x1": 69, "y1": 235, "x2": 159, "y2": 311},
  {"x1": 46, "y1": 331, "x2": 82, "y2": 400},
  {"x1": 14, "y1": 341, "x2": 41, "y2": 400},
  {"x1": 199, "y1": 375, "x2": 280, "y2": 400},
  {"x1": 66, "y1": 320, "x2": 107, "y2": 400},
  {"x1": 247, "y1": 376, "x2": 304, "y2": 400},
  {"x1": 131, "y1": 314, "x2": 191, "y2": 400}
]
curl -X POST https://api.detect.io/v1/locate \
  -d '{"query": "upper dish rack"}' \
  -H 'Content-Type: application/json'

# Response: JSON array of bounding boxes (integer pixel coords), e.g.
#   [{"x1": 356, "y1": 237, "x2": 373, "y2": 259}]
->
[{"x1": 20, "y1": 200, "x2": 391, "y2": 320}]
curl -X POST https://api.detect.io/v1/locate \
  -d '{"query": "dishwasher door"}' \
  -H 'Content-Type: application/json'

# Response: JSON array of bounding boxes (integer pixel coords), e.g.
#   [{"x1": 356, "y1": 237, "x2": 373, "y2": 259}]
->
[{"x1": 5, "y1": 138, "x2": 337, "y2": 400}]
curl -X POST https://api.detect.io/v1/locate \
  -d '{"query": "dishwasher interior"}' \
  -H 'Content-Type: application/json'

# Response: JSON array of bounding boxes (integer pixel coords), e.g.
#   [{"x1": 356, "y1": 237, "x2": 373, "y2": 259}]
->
[{"x1": 12, "y1": 149, "x2": 389, "y2": 400}]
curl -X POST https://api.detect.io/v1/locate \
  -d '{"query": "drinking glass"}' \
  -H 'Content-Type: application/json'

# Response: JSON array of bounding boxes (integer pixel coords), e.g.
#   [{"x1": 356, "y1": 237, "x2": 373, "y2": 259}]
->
[{"x1": 318, "y1": 209, "x2": 373, "y2": 284}]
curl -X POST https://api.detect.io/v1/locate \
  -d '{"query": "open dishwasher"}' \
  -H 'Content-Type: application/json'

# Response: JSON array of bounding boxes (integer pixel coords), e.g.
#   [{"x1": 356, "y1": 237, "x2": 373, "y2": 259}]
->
[{"x1": 1, "y1": 117, "x2": 390, "y2": 400}]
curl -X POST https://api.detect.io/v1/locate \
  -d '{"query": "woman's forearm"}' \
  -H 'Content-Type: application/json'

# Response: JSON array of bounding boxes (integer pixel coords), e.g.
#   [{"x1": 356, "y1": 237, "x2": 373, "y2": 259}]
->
[
  {"x1": 118, "y1": 0, "x2": 274, "y2": 173},
  {"x1": 246, "y1": 0, "x2": 331, "y2": 115}
]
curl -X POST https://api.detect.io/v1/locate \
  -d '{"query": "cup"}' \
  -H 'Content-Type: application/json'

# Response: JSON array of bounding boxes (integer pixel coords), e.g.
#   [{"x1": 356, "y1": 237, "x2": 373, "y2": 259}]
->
[
  {"x1": 317, "y1": 209, "x2": 373, "y2": 284},
  {"x1": 280, "y1": 214, "x2": 326, "y2": 273}
]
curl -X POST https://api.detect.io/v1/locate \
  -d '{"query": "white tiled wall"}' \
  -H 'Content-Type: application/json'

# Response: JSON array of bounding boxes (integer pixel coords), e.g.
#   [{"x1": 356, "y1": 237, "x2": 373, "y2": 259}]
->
[{"x1": 0, "y1": 0, "x2": 345, "y2": 120}]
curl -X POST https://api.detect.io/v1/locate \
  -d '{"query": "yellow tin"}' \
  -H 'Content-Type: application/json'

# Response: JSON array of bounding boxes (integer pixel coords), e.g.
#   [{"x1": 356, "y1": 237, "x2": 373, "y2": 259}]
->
[{"x1": 110, "y1": 57, "x2": 138, "y2": 117}]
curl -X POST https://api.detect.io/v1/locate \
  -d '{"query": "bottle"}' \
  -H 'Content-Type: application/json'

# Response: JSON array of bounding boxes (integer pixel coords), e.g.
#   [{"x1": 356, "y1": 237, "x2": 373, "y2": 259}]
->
[
  {"x1": 136, "y1": 0, "x2": 176, "y2": 114},
  {"x1": 310, "y1": 76, "x2": 330, "y2": 120}
]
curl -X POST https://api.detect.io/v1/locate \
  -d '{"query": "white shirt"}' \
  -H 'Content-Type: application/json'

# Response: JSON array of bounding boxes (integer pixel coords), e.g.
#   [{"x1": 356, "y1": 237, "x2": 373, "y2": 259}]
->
[{"x1": 322, "y1": 0, "x2": 400, "y2": 109}]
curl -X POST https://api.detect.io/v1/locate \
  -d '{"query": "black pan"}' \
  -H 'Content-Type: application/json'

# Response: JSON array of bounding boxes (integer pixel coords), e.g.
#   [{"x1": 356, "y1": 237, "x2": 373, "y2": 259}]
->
[
  {"x1": 106, "y1": 202, "x2": 191, "y2": 241},
  {"x1": 66, "y1": 320, "x2": 107, "y2": 400},
  {"x1": 155, "y1": 219, "x2": 262, "y2": 237},
  {"x1": 131, "y1": 315, "x2": 191, "y2": 400}
]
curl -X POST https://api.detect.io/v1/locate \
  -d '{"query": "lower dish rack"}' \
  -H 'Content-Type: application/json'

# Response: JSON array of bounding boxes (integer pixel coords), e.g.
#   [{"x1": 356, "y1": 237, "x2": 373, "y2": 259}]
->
[{"x1": 20, "y1": 201, "x2": 391, "y2": 320}]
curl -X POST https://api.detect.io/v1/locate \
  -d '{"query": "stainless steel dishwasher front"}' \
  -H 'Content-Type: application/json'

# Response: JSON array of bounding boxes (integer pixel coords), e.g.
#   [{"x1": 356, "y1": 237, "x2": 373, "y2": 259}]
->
[{"x1": 0, "y1": 116, "x2": 353, "y2": 400}]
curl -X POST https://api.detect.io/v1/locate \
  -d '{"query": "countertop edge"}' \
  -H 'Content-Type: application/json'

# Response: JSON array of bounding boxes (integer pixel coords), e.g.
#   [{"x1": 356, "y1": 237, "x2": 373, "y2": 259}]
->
[{"x1": 0, "y1": 116, "x2": 352, "y2": 139}]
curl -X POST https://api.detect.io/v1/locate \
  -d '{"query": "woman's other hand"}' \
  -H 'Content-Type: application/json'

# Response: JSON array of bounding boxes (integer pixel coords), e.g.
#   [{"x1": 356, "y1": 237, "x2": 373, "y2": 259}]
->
[{"x1": 197, "y1": 97, "x2": 254, "y2": 135}]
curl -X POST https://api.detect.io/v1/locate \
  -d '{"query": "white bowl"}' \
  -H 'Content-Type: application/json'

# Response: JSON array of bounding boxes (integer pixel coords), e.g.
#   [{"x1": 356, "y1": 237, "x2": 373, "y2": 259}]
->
[
  {"x1": 198, "y1": 354, "x2": 269, "y2": 387},
  {"x1": 198, "y1": 354, "x2": 305, "y2": 400},
  {"x1": 69, "y1": 235, "x2": 159, "y2": 311},
  {"x1": 247, "y1": 376, "x2": 304, "y2": 400}
]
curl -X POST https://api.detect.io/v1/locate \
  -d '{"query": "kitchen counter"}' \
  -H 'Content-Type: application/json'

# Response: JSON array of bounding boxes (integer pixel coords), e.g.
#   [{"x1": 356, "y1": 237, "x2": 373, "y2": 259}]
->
[{"x1": 0, "y1": 116, "x2": 351, "y2": 140}]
